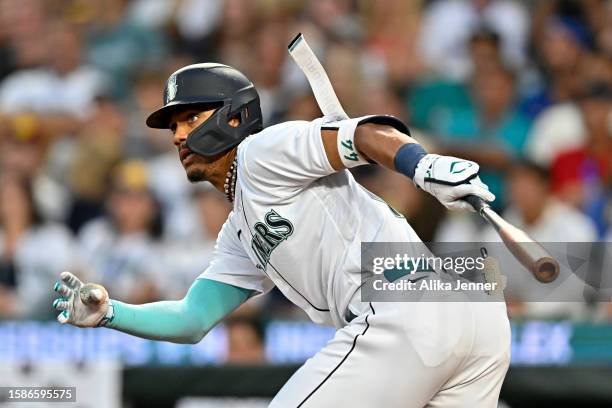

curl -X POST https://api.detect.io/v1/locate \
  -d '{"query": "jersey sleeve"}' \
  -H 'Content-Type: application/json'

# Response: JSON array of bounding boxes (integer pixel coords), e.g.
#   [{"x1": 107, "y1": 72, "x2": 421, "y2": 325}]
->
[
  {"x1": 199, "y1": 214, "x2": 275, "y2": 295},
  {"x1": 239, "y1": 118, "x2": 336, "y2": 193}
]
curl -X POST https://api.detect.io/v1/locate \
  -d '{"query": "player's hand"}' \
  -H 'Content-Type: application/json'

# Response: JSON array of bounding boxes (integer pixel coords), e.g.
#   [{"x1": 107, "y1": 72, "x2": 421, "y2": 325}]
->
[
  {"x1": 52, "y1": 271, "x2": 111, "y2": 328},
  {"x1": 414, "y1": 154, "x2": 495, "y2": 211}
]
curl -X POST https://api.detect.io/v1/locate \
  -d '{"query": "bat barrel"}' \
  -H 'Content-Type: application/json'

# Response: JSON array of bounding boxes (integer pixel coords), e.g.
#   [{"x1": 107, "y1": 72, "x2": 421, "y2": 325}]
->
[{"x1": 465, "y1": 195, "x2": 560, "y2": 283}]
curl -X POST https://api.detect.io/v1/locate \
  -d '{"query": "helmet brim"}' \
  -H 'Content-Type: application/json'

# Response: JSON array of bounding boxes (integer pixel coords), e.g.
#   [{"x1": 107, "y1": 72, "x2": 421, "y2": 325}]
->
[{"x1": 145, "y1": 100, "x2": 223, "y2": 129}]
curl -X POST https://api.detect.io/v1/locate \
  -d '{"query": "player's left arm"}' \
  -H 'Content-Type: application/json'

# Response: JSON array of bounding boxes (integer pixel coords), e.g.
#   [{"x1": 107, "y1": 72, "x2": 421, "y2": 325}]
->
[
  {"x1": 52, "y1": 273, "x2": 251, "y2": 344},
  {"x1": 321, "y1": 116, "x2": 494, "y2": 211}
]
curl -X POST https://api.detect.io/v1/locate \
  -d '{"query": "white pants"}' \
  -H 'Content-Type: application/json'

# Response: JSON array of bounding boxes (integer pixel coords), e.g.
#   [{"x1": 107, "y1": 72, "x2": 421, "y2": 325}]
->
[{"x1": 269, "y1": 301, "x2": 510, "y2": 408}]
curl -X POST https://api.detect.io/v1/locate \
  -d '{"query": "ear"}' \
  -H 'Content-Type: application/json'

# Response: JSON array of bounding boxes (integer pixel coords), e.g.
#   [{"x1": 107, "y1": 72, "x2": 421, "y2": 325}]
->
[{"x1": 228, "y1": 116, "x2": 241, "y2": 128}]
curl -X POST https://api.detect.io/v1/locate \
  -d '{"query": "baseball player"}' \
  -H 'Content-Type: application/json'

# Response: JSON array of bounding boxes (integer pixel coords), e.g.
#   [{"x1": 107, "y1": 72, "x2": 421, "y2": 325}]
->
[{"x1": 53, "y1": 63, "x2": 510, "y2": 407}]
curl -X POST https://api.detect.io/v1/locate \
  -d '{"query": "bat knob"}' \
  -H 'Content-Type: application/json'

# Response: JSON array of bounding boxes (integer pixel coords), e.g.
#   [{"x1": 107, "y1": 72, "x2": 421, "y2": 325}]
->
[
  {"x1": 80, "y1": 283, "x2": 108, "y2": 306},
  {"x1": 533, "y1": 257, "x2": 560, "y2": 283}
]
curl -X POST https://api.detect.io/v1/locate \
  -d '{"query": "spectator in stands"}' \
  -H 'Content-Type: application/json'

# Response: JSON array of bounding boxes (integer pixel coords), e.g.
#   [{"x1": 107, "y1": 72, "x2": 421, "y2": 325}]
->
[
  {"x1": 433, "y1": 62, "x2": 532, "y2": 207},
  {"x1": 0, "y1": 0, "x2": 49, "y2": 79},
  {"x1": 159, "y1": 185, "x2": 232, "y2": 299},
  {"x1": 0, "y1": 114, "x2": 70, "y2": 222},
  {"x1": 225, "y1": 316, "x2": 266, "y2": 364},
  {"x1": 482, "y1": 161, "x2": 597, "y2": 320},
  {"x1": 468, "y1": 26, "x2": 504, "y2": 73},
  {"x1": 193, "y1": 0, "x2": 257, "y2": 72},
  {"x1": 85, "y1": 0, "x2": 166, "y2": 99},
  {"x1": 596, "y1": 2, "x2": 612, "y2": 58},
  {"x1": 78, "y1": 160, "x2": 163, "y2": 304},
  {"x1": 523, "y1": 17, "x2": 599, "y2": 166},
  {"x1": 407, "y1": 26, "x2": 502, "y2": 134},
  {"x1": 361, "y1": 0, "x2": 423, "y2": 92},
  {"x1": 551, "y1": 84, "x2": 612, "y2": 237},
  {"x1": 360, "y1": 82, "x2": 408, "y2": 121},
  {"x1": 418, "y1": 0, "x2": 529, "y2": 80},
  {"x1": 498, "y1": 161, "x2": 598, "y2": 241},
  {"x1": 323, "y1": 40, "x2": 368, "y2": 117},
  {"x1": 0, "y1": 173, "x2": 76, "y2": 319},
  {"x1": 170, "y1": 0, "x2": 223, "y2": 53},
  {"x1": 65, "y1": 96, "x2": 126, "y2": 232},
  {"x1": 0, "y1": 20, "x2": 108, "y2": 118},
  {"x1": 250, "y1": 22, "x2": 292, "y2": 124},
  {"x1": 527, "y1": 17, "x2": 590, "y2": 115},
  {"x1": 284, "y1": 92, "x2": 321, "y2": 122},
  {"x1": 305, "y1": 0, "x2": 358, "y2": 39}
]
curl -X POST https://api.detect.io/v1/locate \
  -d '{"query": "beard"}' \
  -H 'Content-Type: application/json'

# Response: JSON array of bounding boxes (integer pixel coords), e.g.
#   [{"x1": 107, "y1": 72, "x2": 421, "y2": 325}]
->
[{"x1": 186, "y1": 167, "x2": 206, "y2": 183}]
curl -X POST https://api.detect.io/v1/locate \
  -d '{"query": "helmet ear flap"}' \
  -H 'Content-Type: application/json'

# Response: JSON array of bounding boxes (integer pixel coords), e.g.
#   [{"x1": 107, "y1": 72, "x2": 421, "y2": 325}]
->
[
  {"x1": 240, "y1": 97, "x2": 263, "y2": 133},
  {"x1": 228, "y1": 86, "x2": 257, "y2": 116}
]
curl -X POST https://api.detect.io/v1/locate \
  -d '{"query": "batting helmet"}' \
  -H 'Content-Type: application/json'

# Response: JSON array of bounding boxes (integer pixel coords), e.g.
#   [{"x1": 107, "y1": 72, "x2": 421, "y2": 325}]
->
[{"x1": 146, "y1": 63, "x2": 263, "y2": 157}]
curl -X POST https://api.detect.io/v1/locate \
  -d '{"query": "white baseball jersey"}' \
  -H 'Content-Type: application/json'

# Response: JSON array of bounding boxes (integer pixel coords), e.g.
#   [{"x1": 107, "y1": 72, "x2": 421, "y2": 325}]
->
[
  {"x1": 198, "y1": 117, "x2": 510, "y2": 407},
  {"x1": 199, "y1": 117, "x2": 420, "y2": 327}
]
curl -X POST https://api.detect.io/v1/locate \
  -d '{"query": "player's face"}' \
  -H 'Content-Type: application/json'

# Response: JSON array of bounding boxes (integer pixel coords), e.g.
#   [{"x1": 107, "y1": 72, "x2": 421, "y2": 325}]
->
[{"x1": 170, "y1": 109, "x2": 220, "y2": 182}]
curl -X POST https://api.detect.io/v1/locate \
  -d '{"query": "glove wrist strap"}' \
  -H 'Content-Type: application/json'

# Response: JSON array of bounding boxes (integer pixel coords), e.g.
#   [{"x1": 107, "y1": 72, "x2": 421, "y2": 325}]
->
[
  {"x1": 413, "y1": 153, "x2": 438, "y2": 188},
  {"x1": 97, "y1": 300, "x2": 115, "y2": 327}
]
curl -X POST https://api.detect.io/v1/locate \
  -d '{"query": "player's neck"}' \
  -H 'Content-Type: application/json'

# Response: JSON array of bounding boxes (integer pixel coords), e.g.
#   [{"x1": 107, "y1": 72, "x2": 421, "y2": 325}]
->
[{"x1": 208, "y1": 148, "x2": 238, "y2": 194}]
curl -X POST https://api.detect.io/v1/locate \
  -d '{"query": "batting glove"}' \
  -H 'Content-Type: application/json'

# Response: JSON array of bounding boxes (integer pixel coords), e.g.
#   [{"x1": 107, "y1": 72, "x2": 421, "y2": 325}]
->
[
  {"x1": 414, "y1": 154, "x2": 495, "y2": 211},
  {"x1": 52, "y1": 271, "x2": 113, "y2": 328}
]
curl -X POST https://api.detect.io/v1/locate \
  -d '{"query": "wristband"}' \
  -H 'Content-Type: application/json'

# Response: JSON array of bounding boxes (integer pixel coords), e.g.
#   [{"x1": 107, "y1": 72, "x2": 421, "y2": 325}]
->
[{"x1": 394, "y1": 143, "x2": 428, "y2": 180}]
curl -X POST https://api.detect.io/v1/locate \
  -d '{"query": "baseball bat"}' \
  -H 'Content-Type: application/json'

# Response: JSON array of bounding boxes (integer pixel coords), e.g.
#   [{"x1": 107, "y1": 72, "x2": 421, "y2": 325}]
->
[
  {"x1": 463, "y1": 195, "x2": 559, "y2": 282},
  {"x1": 288, "y1": 33, "x2": 560, "y2": 283}
]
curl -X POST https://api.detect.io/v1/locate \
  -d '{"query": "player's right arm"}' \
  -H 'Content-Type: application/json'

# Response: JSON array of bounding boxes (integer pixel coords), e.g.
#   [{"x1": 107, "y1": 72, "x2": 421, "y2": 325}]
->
[
  {"x1": 321, "y1": 116, "x2": 495, "y2": 211},
  {"x1": 242, "y1": 117, "x2": 493, "y2": 211},
  {"x1": 52, "y1": 272, "x2": 250, "y2": 344}
]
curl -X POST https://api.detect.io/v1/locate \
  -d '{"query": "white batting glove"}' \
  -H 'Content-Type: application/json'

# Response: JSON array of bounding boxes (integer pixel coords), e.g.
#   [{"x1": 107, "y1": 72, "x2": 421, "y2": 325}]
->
[
  {"x1": 52, "y1": 271, "x2": 112, "y2": 328},
  {"x1": 414, "y1": 154, "x2": 495, "y2": 211}
]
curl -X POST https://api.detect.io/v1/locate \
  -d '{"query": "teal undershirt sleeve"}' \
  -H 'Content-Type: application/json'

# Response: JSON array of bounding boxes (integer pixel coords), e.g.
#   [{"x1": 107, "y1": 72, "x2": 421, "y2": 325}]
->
[{"x1": 106, "y1": 279, "x2": 252, "y2": 344}]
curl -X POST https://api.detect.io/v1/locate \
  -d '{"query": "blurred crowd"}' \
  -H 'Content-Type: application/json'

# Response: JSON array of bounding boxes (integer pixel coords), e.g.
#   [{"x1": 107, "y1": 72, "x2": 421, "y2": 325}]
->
[{"x1": 0, "y1": 0, "x2": 611, "y2": 343}]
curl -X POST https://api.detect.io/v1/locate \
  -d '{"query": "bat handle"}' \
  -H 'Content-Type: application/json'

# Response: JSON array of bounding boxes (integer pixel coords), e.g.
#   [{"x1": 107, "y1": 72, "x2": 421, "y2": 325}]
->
[
  {"x1": 463, "y1": 194, "x2": 489, "y2": 214},
  {"x1": 463, "y1": 195, "x2": 499, "y2": 231}
]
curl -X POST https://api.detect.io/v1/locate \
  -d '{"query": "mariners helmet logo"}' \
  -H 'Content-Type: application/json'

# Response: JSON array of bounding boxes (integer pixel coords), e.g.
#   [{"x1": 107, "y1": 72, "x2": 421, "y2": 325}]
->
[{"x1": 166, "y1": 75, "x2": 178, "y2": 103}]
